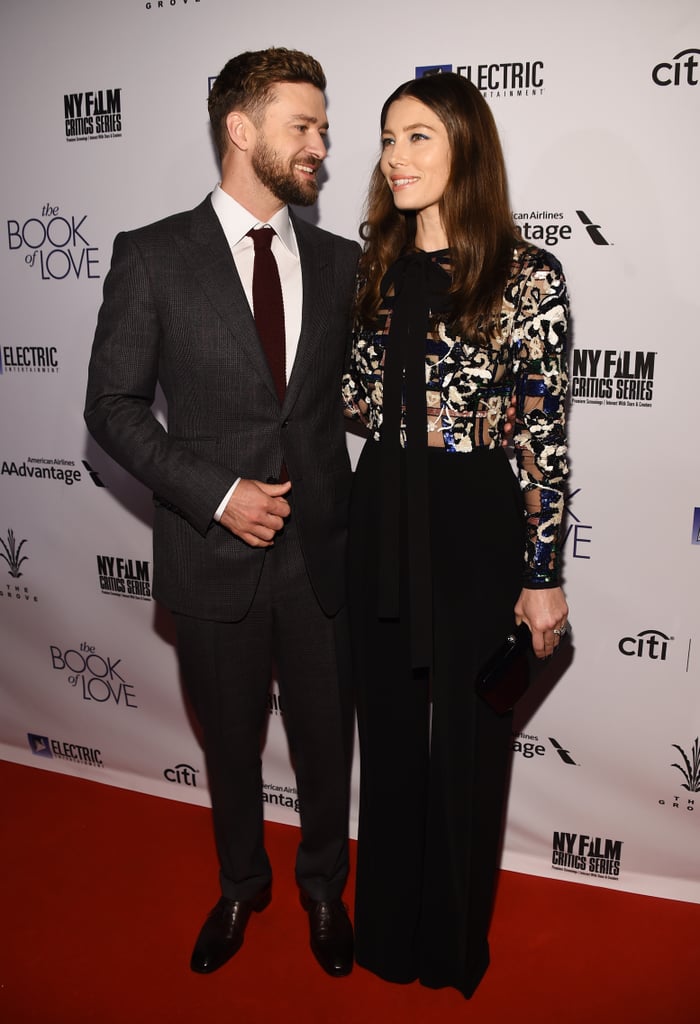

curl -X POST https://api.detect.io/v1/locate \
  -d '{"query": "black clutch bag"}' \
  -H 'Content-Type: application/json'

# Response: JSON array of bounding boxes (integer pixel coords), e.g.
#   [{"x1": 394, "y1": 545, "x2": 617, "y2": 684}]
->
[
  {"x1": 475, "y1": 621, "x2": 571, "y2": 715},
  {"x1": 475, "y1": 623, "x2": 532, "y2": 715}
]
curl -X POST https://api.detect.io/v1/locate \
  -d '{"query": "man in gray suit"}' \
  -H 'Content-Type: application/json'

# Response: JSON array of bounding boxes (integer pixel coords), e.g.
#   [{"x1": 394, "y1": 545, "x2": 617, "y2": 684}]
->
[{"x1": 84, "y1": 48, "x2": 359, "y2": 978}]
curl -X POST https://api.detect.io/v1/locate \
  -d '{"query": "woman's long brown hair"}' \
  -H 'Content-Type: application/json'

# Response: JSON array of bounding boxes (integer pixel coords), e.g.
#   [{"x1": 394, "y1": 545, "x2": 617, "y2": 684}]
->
[{"x1": 355, "y1": 73, "x2": 522, "y2": 344}]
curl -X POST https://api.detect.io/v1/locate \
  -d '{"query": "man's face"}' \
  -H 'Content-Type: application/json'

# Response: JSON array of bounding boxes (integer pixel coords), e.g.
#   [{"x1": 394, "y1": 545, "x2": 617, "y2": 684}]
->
[{"x1": 251, "y1": 82, "x2": 328, "y2": 207}]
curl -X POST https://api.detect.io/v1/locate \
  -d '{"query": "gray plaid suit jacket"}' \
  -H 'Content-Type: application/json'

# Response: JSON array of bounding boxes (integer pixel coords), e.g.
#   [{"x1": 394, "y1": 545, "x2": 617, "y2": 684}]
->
[{"x1": 85, "y1": 195, "x2": 360, "y2": 621}]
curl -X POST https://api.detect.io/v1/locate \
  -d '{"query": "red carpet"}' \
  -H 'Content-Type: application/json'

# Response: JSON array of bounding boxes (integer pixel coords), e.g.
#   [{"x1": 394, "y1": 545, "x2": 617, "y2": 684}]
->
[{"x1": 1, "y1": 758, "x2": 698, "y2": 1023}]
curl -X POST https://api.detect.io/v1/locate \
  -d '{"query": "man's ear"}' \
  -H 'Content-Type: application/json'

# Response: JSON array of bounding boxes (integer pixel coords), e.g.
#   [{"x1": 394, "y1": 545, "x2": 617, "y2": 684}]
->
[{"x1": 225, "y1": 111, "x2": 254, "y2": 152}]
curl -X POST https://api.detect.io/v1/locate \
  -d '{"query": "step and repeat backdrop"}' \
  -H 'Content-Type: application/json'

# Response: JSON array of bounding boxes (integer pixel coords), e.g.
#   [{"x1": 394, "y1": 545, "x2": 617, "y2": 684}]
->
[{"x1": 2, "y1": 0, "x2": 698, "y2": 902}]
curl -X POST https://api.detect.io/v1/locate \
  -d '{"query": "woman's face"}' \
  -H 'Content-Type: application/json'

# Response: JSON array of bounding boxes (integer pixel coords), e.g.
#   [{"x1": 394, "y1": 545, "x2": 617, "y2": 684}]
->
[{"x1": 380, "y1": 96, "x2": 451, "y2": 220}]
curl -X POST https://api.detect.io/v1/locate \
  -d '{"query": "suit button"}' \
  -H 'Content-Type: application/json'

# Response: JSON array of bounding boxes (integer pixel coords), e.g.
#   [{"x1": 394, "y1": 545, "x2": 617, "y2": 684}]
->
[
  {"x1": 281, "y1": 419, "x2": 289, "y2": 428},
  {"x1": 266, "y1": 476, "x2": 278, "y2": 484}
]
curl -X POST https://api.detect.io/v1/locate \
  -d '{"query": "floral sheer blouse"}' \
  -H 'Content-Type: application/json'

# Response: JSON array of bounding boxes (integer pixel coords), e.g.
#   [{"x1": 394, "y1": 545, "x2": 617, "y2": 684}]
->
[{"x1": 342, "y1": 245, "x2": 570, "y2": 588}]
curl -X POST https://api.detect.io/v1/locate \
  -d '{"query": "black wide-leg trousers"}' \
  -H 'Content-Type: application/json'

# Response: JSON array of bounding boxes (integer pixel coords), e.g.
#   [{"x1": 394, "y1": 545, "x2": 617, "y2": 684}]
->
[
  {"x1": 349, "y1": 442, "x2": 524, "y2": 998},
  {"x1": 174, "y1": 515, "x2": 353, "y2": 904}
]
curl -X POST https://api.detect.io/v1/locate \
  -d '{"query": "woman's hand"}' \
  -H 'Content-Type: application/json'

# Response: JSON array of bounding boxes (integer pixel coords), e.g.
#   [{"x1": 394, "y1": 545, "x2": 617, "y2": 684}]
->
[{"x1": 514, "y1": 587, "x2": 569, "y2": 659}]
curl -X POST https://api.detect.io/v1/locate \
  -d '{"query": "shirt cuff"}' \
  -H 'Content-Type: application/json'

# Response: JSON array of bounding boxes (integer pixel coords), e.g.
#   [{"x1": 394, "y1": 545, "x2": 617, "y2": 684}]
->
[{"x1": 214, "y1": 478, "x2": 241, "y2": 521}]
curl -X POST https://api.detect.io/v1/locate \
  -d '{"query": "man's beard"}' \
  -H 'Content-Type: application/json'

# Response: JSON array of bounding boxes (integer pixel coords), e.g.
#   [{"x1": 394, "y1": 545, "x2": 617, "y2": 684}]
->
[{"x1": 252, "y1": 136, "x2": 319, "y2": 207}]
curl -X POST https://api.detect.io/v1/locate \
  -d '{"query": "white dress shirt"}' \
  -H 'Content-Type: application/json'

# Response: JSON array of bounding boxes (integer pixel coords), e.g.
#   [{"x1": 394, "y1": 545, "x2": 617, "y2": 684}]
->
[{"x1": 209, "y1": 184, "x2": 303, "y2": 519}]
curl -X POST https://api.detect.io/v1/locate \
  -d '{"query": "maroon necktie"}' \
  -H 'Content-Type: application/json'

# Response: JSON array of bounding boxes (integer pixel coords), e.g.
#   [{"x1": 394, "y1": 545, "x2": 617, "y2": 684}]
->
[{"x1": 247, "y1": 227, "x2": 286, "y2": 403}]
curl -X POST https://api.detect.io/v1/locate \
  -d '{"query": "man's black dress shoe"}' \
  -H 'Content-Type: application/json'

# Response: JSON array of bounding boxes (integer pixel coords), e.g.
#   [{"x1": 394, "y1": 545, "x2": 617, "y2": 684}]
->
[
  {"x1": 300, "y1": 891, "x2": 354, "y2": 977},
  {"x1": 190, "y1": 886, "x2": 271, "y2": 974}
]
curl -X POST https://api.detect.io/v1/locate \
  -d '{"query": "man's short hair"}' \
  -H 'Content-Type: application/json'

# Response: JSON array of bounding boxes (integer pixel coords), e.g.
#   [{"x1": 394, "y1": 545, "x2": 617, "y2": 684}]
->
[{"x1": 208, "y1": 47, "x2": 327, "y2": 160}]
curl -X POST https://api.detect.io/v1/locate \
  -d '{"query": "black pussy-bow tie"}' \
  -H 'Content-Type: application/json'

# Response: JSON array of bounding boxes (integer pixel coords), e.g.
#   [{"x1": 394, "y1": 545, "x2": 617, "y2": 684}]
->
[{"x1": 378, "y1": 251, "x2": 452, "y2": 671}]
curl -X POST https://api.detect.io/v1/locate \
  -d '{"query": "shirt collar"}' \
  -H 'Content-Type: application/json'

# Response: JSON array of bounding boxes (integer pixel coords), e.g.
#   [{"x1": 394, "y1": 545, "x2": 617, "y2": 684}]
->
[{"x1": 211, "y1": 184, "x2": 298, "y2": 258}]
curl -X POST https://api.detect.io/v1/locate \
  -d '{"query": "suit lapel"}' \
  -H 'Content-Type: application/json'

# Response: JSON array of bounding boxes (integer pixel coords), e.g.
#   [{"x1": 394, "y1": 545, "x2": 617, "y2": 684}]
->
[
  {"x1": 175, "y1": 197, "x2": 279, "y2": 399},
  {"x1": 283, "y1": 213, "x2": 333, "y2": 415}
]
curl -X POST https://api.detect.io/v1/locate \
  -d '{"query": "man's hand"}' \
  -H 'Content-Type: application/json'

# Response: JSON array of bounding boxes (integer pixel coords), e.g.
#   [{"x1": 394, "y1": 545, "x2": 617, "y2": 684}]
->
[{"x1": 220, "y1": 478, "x2": 292, "y2": 547}]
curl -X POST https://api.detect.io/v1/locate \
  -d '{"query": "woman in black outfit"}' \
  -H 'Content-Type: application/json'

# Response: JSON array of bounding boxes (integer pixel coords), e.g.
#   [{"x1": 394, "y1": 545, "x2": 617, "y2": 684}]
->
[{"x1": 343, "y1": 72, "x2": 570, "y2": 998}]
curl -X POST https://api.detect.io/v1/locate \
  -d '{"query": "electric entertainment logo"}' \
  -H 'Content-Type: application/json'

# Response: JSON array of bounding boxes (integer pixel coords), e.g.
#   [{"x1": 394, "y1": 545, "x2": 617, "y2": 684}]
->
[
  {"x1": 658, "y1": 738, "x2": 698, "y2": 812},
  {"x1": 416, "y1": 61, "x2": 545, "y2": 98},
  {"x1": 562, "y1": 488, "x2": 592, "y2": 561},
  {"x1": 618, "y1": 629, "x2": 672, "y2": 661},
  {"x1": 164, "y1": 763, "x2": 199, "y2": 786},
  {"x1": 28, "y1": 732, "x2": 103, "y2": 767},
  {"x1": 0, "y1": 346, "x2": 59, "y2": 374},
  {"x1": 570, "y1": 349, "x2": 656, "y2": 408},
  {"x1": 551, "y1": 832, "x2": 623, "y2": 879},
  {"x1": 7, "y1": 204, "x2": 100, "y2": 281},
  {"x1": 652, "y1": 49, "x2": 700, "y2": 86},
  {"x1": 512, "y1": 733, "x2": 578, "y2": 765},
  {"x1": 64, "y1": 88, "x2": 122, "y2": 141},
  {"x1": 97, "y1": 554, "x2": 152, "y2": 600},
  {"x1": 692, "y1": 508, "x2": 700, "y2": 545},
  {"x1": 263, "y1": 782, "x2": 299, "y2": 814},
  {"x1": 50, "y1": 640, "x2": 138, "y2": 709}
]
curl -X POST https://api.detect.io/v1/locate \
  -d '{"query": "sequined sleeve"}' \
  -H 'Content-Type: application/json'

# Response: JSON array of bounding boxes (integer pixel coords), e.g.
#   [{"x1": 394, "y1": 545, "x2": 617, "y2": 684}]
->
[
  {"x1": 511, "y1": 251, "x2": 569, "y2": 588},
  {"x1": 342, "y1": 328, "x2": 373, "y2": 426}
]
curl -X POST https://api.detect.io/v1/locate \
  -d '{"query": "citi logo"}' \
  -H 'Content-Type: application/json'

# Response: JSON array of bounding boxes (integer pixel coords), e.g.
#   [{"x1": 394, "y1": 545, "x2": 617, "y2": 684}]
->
[
  {"x1": 652, "y1": 48, "x2": 700, "y2": 87},
  {"x1": 618, "y1": 629, "x2": 672, "y2": 661},
  {"x1": 576, "y1": 210, "x2": 610, "y2": 246},
  {"x1": 164, "y1": 763, "x2": 199, "y2": 786}
]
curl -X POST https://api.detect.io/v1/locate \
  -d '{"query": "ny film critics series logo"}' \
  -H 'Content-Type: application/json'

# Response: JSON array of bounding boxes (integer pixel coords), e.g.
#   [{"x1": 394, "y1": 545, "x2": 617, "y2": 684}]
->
[
  {"x1": 570, "y1": 348, "x2": 656, "y2": 410},
  {"x1": 64, "y1": 88, "x2": 122, "y2": 141},
  {"x1": 97, "y1": 555, "x2": 152, "y2": 601},
  {"x1": 50, "y1": 640, "x2": 138, "y2": 709},
  {"x1": 7, "y1": 204, "x2": 100, "y2": 282},
  {"x1": 659, "y1": 737, "x2": 699, "y2": 813},
  {"x1": 0, "y1": 528, "x2": 38, "y2": 605},
  {"x1": 551, "y1": 831, "x2": 623, "y2": 880}
]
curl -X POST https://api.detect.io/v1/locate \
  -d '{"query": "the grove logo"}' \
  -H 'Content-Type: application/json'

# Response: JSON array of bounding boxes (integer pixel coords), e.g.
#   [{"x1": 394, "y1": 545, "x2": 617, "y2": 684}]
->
[
  {"x1": 0, "y1": 529, "x2": 28, "y2": 578},
  {"x1": 652, "y1": 48, "x2": 700, "y2": 87},
  {"x1": 618, "y1": 629, "x2": 672, "y2": 661},
  {"x1": 671, "y1": 738, "x2": 700, "y2": 794}
]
